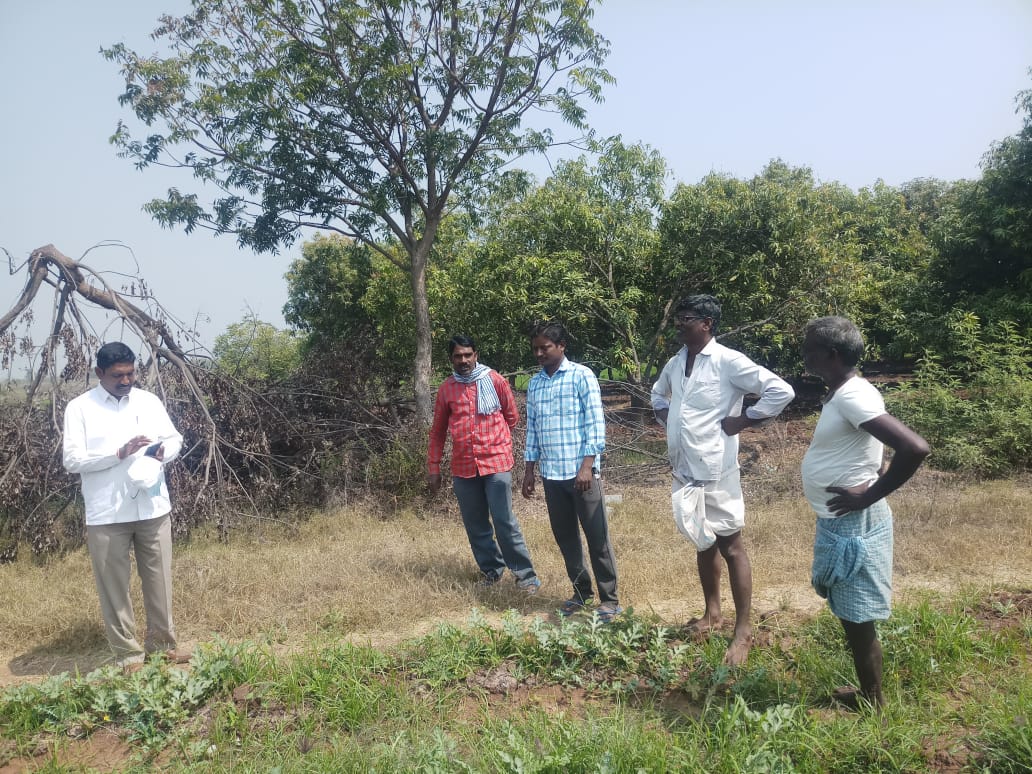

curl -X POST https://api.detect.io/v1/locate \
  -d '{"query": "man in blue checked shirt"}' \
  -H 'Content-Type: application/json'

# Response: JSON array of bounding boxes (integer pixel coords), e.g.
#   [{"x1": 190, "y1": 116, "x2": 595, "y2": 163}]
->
[{"x1": 521, "y1": 322, "x2": 621, "y2": 622}]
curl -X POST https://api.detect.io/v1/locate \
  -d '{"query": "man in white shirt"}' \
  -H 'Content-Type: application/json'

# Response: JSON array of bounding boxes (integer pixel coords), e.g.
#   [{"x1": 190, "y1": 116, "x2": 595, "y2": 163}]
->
[
  {"x1": 63, "y1": 342, "x2": 185, "y2": 669},
  {"x1": 801, "y1": 316, "x2": 928, "y2": 709},
  {"x1": 651, "y1": 295, "x2": 794, "y2": 665}
]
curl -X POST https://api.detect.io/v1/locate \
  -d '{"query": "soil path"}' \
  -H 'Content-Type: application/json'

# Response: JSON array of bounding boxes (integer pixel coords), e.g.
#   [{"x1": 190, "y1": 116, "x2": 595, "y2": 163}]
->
[{"x1": 2, "y1": 571, "x2": 1013, "y2": 688}]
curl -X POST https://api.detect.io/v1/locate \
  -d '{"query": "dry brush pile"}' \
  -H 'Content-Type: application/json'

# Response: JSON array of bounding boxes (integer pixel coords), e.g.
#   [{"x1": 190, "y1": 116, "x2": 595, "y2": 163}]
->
[{"x1": 0, "y1": 245, "x2": 408, "y2": 561}]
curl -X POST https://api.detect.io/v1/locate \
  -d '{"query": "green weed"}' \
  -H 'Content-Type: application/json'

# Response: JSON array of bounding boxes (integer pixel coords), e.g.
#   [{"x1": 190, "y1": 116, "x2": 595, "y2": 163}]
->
[{"x1": 3, "y1": 593, "x2": 1031, "y2": 772}]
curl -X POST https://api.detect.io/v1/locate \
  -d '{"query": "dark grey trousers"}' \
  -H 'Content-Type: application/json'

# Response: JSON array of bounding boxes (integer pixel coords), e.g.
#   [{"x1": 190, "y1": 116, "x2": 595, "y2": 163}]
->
[{"x1": 542, "y1": 475, "x2": 619, "y2": 605}]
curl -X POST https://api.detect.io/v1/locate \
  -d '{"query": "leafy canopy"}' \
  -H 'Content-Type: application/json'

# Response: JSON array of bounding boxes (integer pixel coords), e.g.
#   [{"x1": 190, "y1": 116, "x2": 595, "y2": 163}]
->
[
  {"x1": 103, "y1": 0, "x2": 612, "y2": 256},
  {"x1": 212, "y1": 312, "x2": 301, "y2": 382},
  {"x1": 104, "y1": 0, "x2": 612, "y2": 423}
]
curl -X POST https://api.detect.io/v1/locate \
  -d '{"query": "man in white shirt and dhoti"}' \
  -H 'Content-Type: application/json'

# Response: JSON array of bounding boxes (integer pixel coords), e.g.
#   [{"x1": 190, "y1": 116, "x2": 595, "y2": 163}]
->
[{"x1": 652, "y1": 295, "x2": 795, "y2": 666}]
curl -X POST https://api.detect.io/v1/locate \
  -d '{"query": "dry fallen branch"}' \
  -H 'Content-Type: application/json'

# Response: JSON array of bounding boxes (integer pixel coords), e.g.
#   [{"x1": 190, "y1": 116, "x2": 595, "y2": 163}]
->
[{"x1": 0, "y1": 244, "x2": 402, "y2": 559}]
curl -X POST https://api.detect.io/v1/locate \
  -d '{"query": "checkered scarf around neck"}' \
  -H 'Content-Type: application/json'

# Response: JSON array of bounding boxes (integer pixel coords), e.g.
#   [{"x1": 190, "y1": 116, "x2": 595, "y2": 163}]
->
[{"x1": 452, "y1": 363, "x2": 502, "y2": 415}]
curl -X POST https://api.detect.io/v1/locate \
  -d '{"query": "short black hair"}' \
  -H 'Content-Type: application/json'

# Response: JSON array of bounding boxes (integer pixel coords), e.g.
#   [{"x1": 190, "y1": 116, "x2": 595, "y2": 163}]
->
[
  {"x1": 803, "y1": 316, "x2": 865, "y2": 367},
  {"x1": 528, "y1": 321, "x2": 569, "y2": 347},
  {"x1": 447, "y1": 335, "x2": 477, "y2": 354},
  {"x1": 675, "y1": 294, "x2": 721, "y2": 334},
  {"x1": 96, "y1": 342, "x2": 136, "y2": 371}
]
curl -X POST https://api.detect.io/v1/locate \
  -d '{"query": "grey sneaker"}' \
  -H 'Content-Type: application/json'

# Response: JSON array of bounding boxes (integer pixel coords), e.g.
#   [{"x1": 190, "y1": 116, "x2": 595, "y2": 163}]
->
[
  {"x1": 516, "y1": 576, "x2": 542, "y2": 595},
  {"x1": 559, "y1": 597, "x2": 588, "y2": 617},
  {"x1": 476, "y1": 571, "x2": 504, "y2": 588}
]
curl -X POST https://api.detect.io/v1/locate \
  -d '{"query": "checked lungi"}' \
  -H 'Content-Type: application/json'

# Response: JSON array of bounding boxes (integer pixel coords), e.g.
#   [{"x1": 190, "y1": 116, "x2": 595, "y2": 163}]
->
[{"x1": 811, "y1": 499, "x2": 893, "y2": 623}]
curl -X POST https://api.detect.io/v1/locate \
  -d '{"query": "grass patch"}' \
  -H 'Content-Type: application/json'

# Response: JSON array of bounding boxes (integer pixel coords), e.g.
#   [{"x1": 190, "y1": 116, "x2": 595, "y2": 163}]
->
[
  {"x1": 2, "y1": 593, "x2": 1030, "y2": 771},
  {"x1": 2, "y1": 422, "x2": 1030, "y2": 770}
]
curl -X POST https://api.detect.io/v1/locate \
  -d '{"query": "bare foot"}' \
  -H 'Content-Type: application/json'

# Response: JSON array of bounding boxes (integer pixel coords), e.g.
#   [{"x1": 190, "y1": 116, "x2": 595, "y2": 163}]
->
[
  {"x1": 685, "y1": 615, "x2": 723, "y2": 641},
  {"x1": 723, "y1": 630, "x2": 753, "y2": 666},
  {"x1": 831, "y1": 686, "x2": 861, "y2": 711}
]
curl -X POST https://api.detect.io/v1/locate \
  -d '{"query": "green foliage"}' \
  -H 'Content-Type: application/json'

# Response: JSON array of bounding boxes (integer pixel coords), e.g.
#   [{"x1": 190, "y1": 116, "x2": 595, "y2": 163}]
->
[
  {"x1": 411, "y1": 138, "x2": 671, "y2": 380},
  {"x1": 658, "y1": 161, "x2": 886, "y2": 372},
  {"x1": 104, "y1": 0, "x2": 613, "y2": 422},
  {"x1": 275, "y1": 81, "x2": 1032, "y2": 394},
  {"x1": 212, "y1": 313, "x2": 301, "y2": 382},
  {"x1": 459, "y1": 138, "x2": 669, "y2": 381},
  {"x1": 0, "y1": 640, "x2": 244, "y2": 748},
  {"x1": 901, "y1": 74, "x2": 1032, "y2": 355},
  {"x1": 283, "y1": 235, "x2": 379, "y2": 347},
  {"x1": 283, "y1": 233, "x2": 413, "y2": 381},
  {"x1": 399, "y1": 612, "x2": 508, "y2": 688},
  {"x1": 878, "y1": 597, "x2": 982, "y2": 699},
  {"x1": 969, "y1": 689, "x2": 1032, "y2": 773},
  {"x1": 887, "y1": 314, "x2": 1032, "y2": 476},
  {"x1": 287, "y1": 139, "x2": 673, "y2": 384},
  {"x1": 4, "y1": 594, "x2": 1031, "y2": 771},
  {"x1": 841, "y1": 181, "x2": 938, "y2": 362},
  {"x1": 104, "y1": 0, "x2": 611, "y2": 254},
  {"x1": 931, "y1": 90, "x2": 1032, "y2": 299},
  {"x1": 276, "y1": 644, "x2": 403, "y2": 732},
  {"x1": 361, "y1": 426, "x2": 429, "y2": 500}
]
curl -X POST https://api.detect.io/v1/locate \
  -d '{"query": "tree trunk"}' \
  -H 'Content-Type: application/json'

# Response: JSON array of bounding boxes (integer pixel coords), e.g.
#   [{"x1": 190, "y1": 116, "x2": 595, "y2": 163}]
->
[{"x1": 409, "y1": 240, "x2": 434, "y2": 427}]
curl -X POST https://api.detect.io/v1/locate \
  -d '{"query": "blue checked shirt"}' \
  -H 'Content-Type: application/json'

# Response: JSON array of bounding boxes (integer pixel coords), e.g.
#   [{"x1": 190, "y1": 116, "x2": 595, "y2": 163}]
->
[{"x1": 524, "y1": 358, "x2": 606, "y2": 480}]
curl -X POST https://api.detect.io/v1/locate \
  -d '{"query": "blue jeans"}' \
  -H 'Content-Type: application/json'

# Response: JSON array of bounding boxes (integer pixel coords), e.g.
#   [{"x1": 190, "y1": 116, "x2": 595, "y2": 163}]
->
[{"x1": 452, "y1": 471, "x2": 536, "y2": 582}]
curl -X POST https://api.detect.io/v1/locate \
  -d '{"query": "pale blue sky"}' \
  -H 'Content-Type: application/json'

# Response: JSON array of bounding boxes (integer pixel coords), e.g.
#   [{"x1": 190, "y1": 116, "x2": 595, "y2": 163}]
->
[{"x1": 2, "y1": 0, "x2": 1030, "y2": 349}]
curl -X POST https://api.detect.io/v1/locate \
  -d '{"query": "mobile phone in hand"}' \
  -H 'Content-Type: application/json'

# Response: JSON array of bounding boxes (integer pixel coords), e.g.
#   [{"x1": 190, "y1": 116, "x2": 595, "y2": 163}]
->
[{"x1": 144, "y1": 442, "x2": 162, "y2": 457}]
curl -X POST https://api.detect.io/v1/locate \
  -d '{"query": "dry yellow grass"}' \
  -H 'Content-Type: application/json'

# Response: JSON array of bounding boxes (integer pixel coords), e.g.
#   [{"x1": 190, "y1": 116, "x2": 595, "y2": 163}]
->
[{"x1": 2, "y1": 424, "x2": 1030, "y2": 684}]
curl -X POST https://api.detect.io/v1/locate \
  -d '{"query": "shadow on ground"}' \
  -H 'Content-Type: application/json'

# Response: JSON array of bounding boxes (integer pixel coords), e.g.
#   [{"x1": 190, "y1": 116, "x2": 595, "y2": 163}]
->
[
  {"x1": 5, "y1": 646, "x2": 112, "y2": 682},
  {"x1": 2, "y1": 622, "x2": 111, "y2": 683}
]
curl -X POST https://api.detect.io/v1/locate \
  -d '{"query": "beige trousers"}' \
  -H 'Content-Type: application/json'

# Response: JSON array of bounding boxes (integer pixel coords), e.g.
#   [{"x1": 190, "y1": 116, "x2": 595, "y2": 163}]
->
[{"x1": 86, "y1": 514, "x2": 176, "y2": 665}]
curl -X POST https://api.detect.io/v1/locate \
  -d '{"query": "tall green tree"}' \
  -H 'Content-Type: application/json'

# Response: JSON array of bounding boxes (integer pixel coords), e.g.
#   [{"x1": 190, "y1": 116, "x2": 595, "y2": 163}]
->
[
  {"x1": 892, "y1": 79, "x2": 1032, "y2": 360},
  {"x1": 925, "y1": 81, "x2": 1032, "y2": 341},
  {"x1": 284, "y1": 233, "x2": 414, "y2": 380},
  {"x1": 104, "y1": 0, "x2": 611, "y2": 423},
  {"x1": 837, "y1": 181, "x2": 937, "y2": 362},
  {"x1": 933, "y1": 83, "x2": 1032, "y2": 300},
  {"x1": 658, "y1": 161, "x2": 872, "y2": 371},
  {"x1": 437, "y1": 139, "x2": 668, "y2": 384},
  {"x1": 213, "y1": 313, "x2": 301, "y2": 381}
]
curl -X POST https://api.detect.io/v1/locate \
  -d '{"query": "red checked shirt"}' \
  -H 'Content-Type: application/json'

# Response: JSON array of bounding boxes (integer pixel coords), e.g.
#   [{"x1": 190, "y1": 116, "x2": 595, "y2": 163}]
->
[{"x1": 427, "y1": 370, "x2": 519, "y2": 478}]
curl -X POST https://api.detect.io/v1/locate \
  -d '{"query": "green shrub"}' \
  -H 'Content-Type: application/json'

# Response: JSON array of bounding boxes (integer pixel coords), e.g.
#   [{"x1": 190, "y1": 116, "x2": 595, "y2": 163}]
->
[
  {"x1": 887, "y1": 314, "x2": 1032, "y2": 476},
  {"x1": 362, "y1": 426, "x2": 429, "y2": 500}
]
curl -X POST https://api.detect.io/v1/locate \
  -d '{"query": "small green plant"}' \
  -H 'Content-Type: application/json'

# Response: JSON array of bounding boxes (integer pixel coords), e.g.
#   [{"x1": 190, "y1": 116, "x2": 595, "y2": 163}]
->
[
  {"x1": 0, "y1": 640, "x2": 245, "y2": 749},
  {"x1": 362, "y1": 426, "x2": 430, "y2": 500},
  {"x1": 970, "y1": 700, "x2": 1032, "y2": 773},
  {"x1": 888, "y1": 314, "x2": 1032, "y2": 476},
  {"x1": 879, "y1": 596, "x2": 981, "y2": 700},
  {"x1": 4, "y1": 593, "x2": 1032, "y2": 771}
]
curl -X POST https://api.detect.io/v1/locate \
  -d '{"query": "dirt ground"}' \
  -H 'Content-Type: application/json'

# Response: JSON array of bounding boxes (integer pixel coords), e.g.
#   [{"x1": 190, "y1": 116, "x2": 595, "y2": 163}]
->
[
  {"x1": 2, "y1": 410, "x2": 1030, "y2": 687},
  {"x1": 2, "y1": 588, "x2": 1030, "y2": 774}
]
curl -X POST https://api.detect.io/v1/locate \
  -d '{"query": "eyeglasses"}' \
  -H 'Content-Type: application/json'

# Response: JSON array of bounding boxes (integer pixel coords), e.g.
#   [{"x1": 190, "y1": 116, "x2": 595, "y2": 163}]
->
[{"x1": 674, "y1": 315, "x2": 706, "y2": 324}]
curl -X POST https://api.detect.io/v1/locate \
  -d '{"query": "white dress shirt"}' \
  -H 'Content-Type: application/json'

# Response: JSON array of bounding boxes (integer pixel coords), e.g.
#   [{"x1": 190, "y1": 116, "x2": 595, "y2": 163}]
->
[
  {"x1": 63, "y1": 385, "x2": 183, "y2": 526},
  {"x1": 651, "y1": 340, "x2": 795, "y2": 482}
]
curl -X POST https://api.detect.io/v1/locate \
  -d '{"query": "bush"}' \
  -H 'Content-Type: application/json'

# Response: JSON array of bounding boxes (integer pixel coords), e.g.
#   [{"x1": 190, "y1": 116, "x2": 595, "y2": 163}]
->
[
  {"x1": 362, "y1": 426, "x2": 429, "y2": 502},
  {"x1": 887, "y1": 315, "x2": 1032, "y2": 476},
  {"x1": 0, "y1": 350, "x2": 419, "y2": 559}
]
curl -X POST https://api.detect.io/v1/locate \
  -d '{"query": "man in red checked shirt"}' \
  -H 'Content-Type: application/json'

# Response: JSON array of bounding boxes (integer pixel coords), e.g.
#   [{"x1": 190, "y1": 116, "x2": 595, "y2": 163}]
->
[{"x1": 428, "y1": 335, "x2": 541, "y2": 594}]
